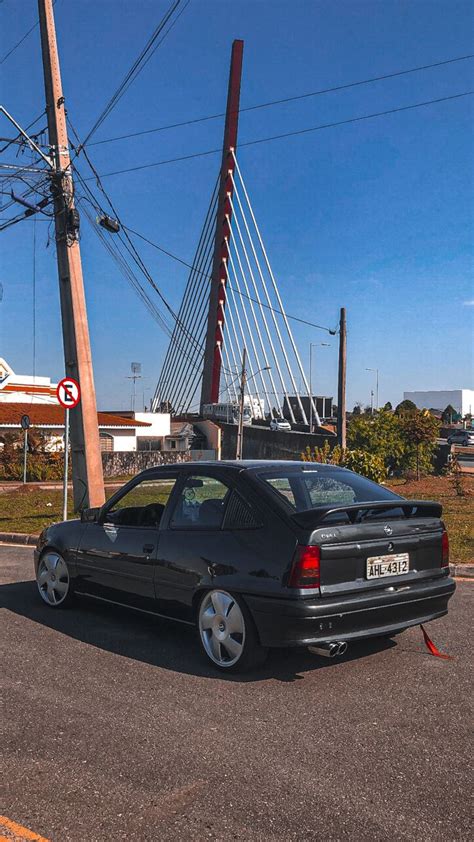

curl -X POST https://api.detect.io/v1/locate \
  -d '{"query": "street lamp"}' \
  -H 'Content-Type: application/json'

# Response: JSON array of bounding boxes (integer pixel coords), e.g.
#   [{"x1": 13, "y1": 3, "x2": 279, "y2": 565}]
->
[
  {"x1": 366, "y1": 368, "x2": 379, "y2": 411},
  {"x1": 236, "y1": 348, "x2": 271, "y2": 459},
  {"x1": 309, "y1": 342, "x2": 330, "y2": 432}
]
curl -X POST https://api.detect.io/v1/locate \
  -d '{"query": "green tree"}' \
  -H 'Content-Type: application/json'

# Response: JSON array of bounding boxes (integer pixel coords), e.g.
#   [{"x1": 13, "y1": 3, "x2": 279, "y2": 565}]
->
[
  {"x1": 394, "y1": 399, "x2": 417, "y2": 416},
  {"x1": 401, "y1": 410, "x2": 440, "y2": 479},
  {"x1": 383, "y1": 401, "x2": 392, "y2": 411},
  {"x1": 347, "y1": 409, "x2": 406, "y2": 475}
]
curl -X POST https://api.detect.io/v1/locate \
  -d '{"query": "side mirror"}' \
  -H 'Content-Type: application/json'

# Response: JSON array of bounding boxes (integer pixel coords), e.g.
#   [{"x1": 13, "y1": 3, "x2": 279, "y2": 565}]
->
[{"x1": 81, "y1": 506, "x2": 101, "y2": 523}]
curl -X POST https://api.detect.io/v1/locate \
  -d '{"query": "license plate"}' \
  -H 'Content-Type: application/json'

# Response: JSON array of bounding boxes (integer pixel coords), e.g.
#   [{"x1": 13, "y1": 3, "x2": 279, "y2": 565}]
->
[{"x1": 366, "y1": 552, "x2": 409, "y2": 579}]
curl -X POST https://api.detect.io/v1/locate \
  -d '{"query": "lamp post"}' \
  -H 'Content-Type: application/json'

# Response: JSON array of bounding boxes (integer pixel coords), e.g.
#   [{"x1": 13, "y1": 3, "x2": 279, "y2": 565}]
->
[
  {"x1": 366, "y1": 367, "x2": 379, "y2": 411},
  {"x1": 309, "y1": 343, "x2": 330, "y2": 432},
  {"x1": 236, "y1": 348, "x2": 270, "y2": 459}
]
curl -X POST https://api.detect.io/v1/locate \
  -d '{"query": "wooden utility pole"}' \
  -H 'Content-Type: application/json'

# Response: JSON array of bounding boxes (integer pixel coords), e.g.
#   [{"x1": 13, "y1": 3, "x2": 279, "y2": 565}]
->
[
  {"x1": 38, "y1": 0, "x2": 105, "y2": 510},
  {"x1": 236, "y1": 347, "x2": 247, "y2": 460},
  {"x1": 337, "y1": 307, "x2": 347, "y2": 449},
  {"x1": 201, "y1": 39, "x2": 244, "y2": 411}
]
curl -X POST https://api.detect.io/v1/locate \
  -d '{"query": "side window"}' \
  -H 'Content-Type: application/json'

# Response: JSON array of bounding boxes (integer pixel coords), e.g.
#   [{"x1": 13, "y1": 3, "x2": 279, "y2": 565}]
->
[
  {"x1": 222, "y1": 491, "x2": 262, "y2": 529},
  {"x1": 105, "y1": 477, "x2": 177, "y2": 528},
  {"x1": 170, "y1": 475, "x2": 230, "y2": 529}
]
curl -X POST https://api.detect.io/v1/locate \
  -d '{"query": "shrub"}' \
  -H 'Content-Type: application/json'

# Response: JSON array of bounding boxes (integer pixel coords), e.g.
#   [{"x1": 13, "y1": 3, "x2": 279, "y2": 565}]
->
[
  {"x1": 302, "y1": 442, "x2": 387, "y2": 484},
  {"x1": 0, "y1": 453, "x2": 66, "y2": 482}
]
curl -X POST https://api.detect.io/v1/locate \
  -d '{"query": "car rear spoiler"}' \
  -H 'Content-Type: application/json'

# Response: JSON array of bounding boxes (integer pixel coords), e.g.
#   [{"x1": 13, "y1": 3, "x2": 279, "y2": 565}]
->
[{"x1": 290, "y1": 499, "x2": 442, "y2": 528}]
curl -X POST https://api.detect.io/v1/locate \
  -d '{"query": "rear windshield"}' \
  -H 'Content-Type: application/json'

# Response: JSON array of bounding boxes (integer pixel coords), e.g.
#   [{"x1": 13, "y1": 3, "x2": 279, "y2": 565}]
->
[{"x1": 258, "y1": 467, "x2": 402, "y2": 513}]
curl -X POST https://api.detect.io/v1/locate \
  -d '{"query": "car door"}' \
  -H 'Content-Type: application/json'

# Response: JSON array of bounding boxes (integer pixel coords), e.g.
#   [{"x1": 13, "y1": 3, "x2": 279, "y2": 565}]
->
[
  {"x1": 154, "y1": 471, "x2": 233, "y2": 622},
  {"x1": 75, "y1": 472, "x2": 179, "y2": 610}
]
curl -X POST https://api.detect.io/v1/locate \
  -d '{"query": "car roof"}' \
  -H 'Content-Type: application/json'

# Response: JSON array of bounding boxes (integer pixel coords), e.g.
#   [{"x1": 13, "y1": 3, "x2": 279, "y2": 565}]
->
[{"x1": 138, "y1": 460, "x2": 343, "y2": 477}]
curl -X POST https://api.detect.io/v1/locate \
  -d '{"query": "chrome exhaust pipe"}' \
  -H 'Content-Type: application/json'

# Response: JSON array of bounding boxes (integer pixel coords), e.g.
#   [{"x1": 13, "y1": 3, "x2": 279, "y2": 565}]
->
[
  {"x1": 308, "y1": 642, "x2": 340, "y2": 658},
  {"x1": 308, "y1": 641, "x2": 348, "y2": 658}
]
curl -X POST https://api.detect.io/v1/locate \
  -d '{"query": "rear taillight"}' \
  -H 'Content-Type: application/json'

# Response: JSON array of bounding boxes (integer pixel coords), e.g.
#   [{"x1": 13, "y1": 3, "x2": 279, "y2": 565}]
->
[
  {"x1": 441, "y1": 530, "x2": 449, "y2": 568},
  {"x1": 288, "y1": 545, "x2": 320, "y2": 588}
]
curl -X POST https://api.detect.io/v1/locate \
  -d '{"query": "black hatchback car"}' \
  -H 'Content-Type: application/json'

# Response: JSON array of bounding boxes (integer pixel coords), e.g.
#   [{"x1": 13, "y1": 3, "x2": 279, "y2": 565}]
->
[{"x1": 34, "y1": 461, "x2": 455, "y2": 672}]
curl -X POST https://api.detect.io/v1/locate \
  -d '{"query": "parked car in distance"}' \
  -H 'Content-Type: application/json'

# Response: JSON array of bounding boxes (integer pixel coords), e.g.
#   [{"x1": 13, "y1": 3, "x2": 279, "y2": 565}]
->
[
  {"x1": 34, "y1": 461, "x2": 455, "y2": 673},
  {"x1": 270, "y1": 417, "x2": 292, "y2": 431},
  {"x1": 447, "y1": 429, "x2": 474, "y2": 447}
]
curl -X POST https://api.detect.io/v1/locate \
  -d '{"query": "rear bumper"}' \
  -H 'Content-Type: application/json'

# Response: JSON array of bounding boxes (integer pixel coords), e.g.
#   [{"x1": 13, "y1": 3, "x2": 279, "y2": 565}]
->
[{"x1": 245, "y1": 575, "x2": 456, "y2": 647}]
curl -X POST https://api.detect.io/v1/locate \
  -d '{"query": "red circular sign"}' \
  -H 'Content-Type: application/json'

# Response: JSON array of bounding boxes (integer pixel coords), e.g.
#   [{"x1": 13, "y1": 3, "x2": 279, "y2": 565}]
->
[{"x1": 56, "y1": 377, "x2": 81, "y2": 409}]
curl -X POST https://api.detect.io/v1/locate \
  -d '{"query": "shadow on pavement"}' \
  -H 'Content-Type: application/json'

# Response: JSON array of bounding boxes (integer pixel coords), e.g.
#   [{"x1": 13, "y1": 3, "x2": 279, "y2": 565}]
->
[{"x1": 0, "y1": 579, "x2": 396, "y2": 683}]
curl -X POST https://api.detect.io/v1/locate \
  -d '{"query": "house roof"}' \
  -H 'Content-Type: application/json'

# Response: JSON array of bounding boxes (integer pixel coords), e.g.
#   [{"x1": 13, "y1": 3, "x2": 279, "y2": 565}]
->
[
  {"x1": 168, "y1": 421, "x2": 194, "y2": 437},
  {"x1": 0, "y1": 403, "x2": 151, "y2": 428}
]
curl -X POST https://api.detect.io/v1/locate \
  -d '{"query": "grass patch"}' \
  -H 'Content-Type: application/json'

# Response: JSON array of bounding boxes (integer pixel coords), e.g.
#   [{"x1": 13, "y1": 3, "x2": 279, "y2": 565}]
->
[
  {"x1": 0, "y1": 486, "x2": 119, "y2": 535},
  {"x1": 387, "y1": 475, "x2": 473, "y2": 565}
]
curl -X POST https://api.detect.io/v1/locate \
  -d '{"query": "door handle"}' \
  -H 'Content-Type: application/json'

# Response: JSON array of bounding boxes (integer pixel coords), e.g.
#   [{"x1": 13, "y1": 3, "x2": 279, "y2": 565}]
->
[{"x1": 143, "y1": 544, "x2": 155, "y2": 554}]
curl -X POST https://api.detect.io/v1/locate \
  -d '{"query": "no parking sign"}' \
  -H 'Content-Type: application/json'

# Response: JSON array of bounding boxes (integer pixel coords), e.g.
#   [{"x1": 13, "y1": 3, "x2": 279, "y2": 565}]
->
[{"x1": 56, "y1": 377, "x2": 81, "y2": 409}]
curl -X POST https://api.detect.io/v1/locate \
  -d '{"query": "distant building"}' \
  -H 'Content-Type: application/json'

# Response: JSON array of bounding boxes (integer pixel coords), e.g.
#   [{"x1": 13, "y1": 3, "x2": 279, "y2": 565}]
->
[
  {"x1": 164, "y1": 421, "x2": 200, "y2": 452},
  {"x1": 0, "y1": 358, "x2": 57, "y2": 404},
  {"x1": 403, "y1": 390, "x2": 474, "y2": 417},
  {"x1": 283, "y1": 395, "x2": 333, "y2": 424}
]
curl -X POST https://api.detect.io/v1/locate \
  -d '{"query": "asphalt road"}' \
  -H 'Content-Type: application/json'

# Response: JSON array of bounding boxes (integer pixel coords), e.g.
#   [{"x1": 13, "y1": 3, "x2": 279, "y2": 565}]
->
[{"x1": 1, "y1": 546, "x2": 472, "y2": 842}]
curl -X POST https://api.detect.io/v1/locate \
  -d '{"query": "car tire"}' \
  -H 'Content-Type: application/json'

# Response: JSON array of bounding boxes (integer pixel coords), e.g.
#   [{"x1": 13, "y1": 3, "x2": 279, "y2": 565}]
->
[
  {"x1": 197, "y1": 589, "x2": 268, "y2": 673},
  {"x1": 36, "y1": 550, "x2": 74, "y2": 608}
]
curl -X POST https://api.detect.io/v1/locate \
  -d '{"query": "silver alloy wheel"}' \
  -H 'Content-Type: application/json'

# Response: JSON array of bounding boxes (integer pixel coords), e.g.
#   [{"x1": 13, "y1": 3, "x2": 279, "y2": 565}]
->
[
  {"x1": 199, "y1": 590, "x2": 246, "y2": 668},
  {"x1": 36, "y1": 551, "x2": 70, "y2": 606}
]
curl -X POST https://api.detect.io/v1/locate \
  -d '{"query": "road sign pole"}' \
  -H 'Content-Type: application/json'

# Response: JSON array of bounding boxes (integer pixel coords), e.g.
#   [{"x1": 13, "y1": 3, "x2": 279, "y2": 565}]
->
[
  {"x1": 23, "y1": 429, "x2": 28, "y2": 484},
  {"x1": 62, "y1": 407, "x2": 69, "y2": 522}
]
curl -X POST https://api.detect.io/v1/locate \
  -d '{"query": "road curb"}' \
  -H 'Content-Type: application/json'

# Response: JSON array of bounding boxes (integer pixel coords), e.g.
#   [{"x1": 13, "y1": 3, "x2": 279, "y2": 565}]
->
[
  {"x1": 450, "y1": 563, "x2": 474, "y2": 579},
  {"x1": 0, "y1": 532, "x2": 39, "y2": 546}
]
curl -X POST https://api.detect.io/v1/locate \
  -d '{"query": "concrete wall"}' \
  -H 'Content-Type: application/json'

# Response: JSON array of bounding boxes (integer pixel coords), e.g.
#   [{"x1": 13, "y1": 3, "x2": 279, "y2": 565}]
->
[
  {"x1": 194, "y1": 420, "x2": 221, "y2": 457},
  {"x1": 101, "y1": 450, "x2": 192, "y2": 478},
  {"x1": 134, "y1": 412, "x2": 170, "y2": 438},
  {"x1": 108, "y1": 429, "x2": 137, "y2": 452},
  {"x1": 219, "y1": 423, "x2": 336, "y2": 461}
]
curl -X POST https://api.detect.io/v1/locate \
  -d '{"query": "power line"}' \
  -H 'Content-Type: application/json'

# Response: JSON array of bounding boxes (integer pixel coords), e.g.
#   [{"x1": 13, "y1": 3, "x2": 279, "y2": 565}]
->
[
  {"x1": 123, "y1": 224, "x2": 337, "y2": 334},
  {"x1": 0, "y1": 1, "x2": 58, "y2": 65},
  {"x1": 89, "y1": 52, "x2": 474, "y2": 148},
  {"x1": 88, "y1": 90, "x2": 474, "y2": 180},
  {"x1": 71, "y1": 142, "x2": 211, "y2": 370},
  {"x1": 78, "y1": 0, "x2": 189, "y2": 150}
]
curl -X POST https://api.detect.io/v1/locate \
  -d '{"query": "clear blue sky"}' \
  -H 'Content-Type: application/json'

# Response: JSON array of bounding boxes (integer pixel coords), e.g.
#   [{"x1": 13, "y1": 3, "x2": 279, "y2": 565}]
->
[{"x1": 1, "y1": 0, "x2": 473, "y2": 411}]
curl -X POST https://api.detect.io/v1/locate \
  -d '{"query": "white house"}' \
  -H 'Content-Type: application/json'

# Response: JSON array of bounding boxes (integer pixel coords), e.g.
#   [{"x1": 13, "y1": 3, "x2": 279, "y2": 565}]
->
[
  {"x1": 0, "y1": 358, "x2": 58, "y2": 404},
  {"x1": 0, "y1": 402, "x2": 152, "y2": 452},
  {"x1": 0, "y1": 359, "x2": 173, "y2": 451}
]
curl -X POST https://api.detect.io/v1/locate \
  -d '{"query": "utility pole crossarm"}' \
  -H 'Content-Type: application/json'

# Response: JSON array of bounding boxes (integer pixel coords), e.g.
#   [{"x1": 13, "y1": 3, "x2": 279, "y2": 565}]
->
[
  {"x1": 0, "y1": 105, "x2": 54, "y2": 169},
  {"x1": 38, "y1": 0, "x2": 105, "y2": 510}
]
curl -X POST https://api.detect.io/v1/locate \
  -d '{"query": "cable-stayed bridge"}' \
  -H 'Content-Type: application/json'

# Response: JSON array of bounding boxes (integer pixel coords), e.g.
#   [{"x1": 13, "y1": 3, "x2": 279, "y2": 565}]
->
[{"x1": 152, "y1": 40, "x2": 322, "y2": 427}]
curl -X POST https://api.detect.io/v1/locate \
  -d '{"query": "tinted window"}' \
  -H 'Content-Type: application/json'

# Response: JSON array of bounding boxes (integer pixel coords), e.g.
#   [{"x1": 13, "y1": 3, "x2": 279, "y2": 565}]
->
[
  {"x1": 170, "y1": 475, "x2": 230, "y2": 529},
  {"x1": 259, "y1": 467, "x2": 401, "y2": 512},
  {"x1": 105, "y1": 477, "x2": 177, "y2": 527},
  {"x1": 223, "y1": 491, "x2": 262, "y2": 529}
]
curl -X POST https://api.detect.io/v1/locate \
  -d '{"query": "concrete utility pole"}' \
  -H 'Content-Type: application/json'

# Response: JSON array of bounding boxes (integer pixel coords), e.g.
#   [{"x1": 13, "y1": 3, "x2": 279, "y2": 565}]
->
[
  {"x1": 38, "y1": 0, "x2": 105, "y2": 510},
  {"x1": 337, "y1": 307, "x2": 347, "y2": 449},
  {"x1": 201, "y1": 39, "x2": 244, "y2": 411},
  {"x1": 236, "y1": 347, "x2": 247, "y2": 460}
]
